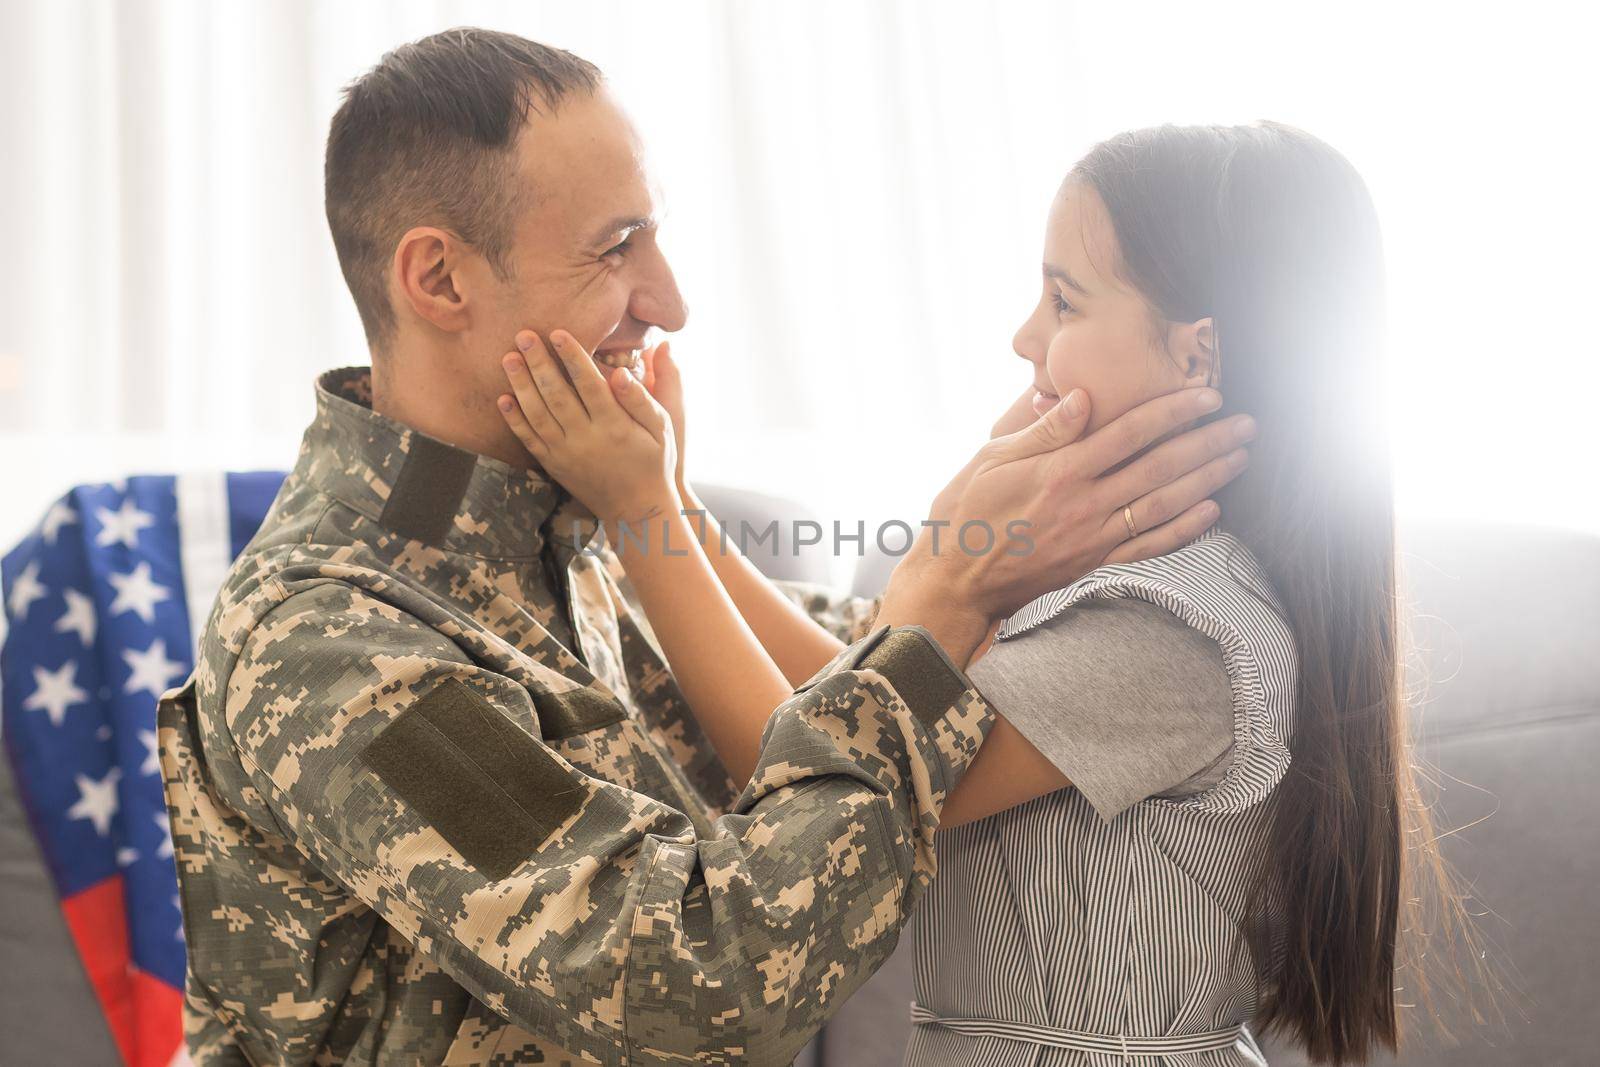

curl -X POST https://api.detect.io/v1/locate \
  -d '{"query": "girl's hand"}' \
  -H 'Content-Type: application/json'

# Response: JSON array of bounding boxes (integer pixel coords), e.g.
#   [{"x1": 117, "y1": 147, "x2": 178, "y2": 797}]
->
[
  {"x1": 642, "y1": 341, "x2": 688, "y2": 494},
  {"x1": 498, "y1": 329, "x2": 680, "y2": 531}
]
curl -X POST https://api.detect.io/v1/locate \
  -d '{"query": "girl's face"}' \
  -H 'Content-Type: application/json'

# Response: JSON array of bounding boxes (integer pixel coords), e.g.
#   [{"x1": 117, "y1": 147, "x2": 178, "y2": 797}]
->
[{"x1": 1012, "y1": 182, "x2": 1214, "y2": 433}]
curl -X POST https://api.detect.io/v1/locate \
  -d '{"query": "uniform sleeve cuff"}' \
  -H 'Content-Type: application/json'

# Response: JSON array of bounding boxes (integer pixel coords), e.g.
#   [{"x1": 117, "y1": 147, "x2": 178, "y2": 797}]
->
[
  {"x1": 791, "y1": 624, "x2": 994, "y2": 802},
  {"x1": 852, "y1": 625, "x2": 974, "y2": 727},
  {"x1": 795, "y1": 624, "x2": 982, "y2": 729}
]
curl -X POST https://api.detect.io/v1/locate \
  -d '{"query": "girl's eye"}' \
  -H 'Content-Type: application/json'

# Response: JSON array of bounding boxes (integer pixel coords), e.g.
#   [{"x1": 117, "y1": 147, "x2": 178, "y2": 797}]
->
[{"x1": 1051, "y1": 291, "x2": 1076, "y2": 316}]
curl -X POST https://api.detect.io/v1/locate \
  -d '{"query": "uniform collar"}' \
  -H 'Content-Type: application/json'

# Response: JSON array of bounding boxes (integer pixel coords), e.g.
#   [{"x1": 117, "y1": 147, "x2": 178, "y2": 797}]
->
[{"x1": 297, "y1": 367, "x2": 600, "y2": 561}]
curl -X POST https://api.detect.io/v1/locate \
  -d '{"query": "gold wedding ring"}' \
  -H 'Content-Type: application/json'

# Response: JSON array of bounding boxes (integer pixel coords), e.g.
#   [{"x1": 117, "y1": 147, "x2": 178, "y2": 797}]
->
[{"x1": 1122, "y1": 505, "x2": 1139, "y2": 541}]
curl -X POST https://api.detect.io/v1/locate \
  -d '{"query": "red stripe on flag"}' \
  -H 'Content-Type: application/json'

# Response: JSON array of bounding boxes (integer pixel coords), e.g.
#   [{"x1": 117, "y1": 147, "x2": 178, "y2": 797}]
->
[
  {"x1": 133, "y1": 969, "x2": 185, "y2": 1067},
  {"x1": 61, "y1": 876, "x2": 136, "y2": 1064},
  {"x1": 60, "y1": 879, "x2": 187, "y2": 1066}
]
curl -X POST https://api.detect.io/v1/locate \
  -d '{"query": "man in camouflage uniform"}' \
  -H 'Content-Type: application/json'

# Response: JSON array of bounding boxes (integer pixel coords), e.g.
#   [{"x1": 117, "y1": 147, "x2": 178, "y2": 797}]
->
[
  {"x1": 161, "y1": 363, "x2": 994, "y2": 1064},
  {"x1": 160, "y1": 28, "x2": 1238, "y2": 1066}
]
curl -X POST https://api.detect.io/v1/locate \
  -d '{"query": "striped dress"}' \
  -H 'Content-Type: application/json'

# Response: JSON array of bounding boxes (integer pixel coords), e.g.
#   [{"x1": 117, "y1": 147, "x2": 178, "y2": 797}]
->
[{"x1": 906, "y1": 528, "x2": 1298, "y2": 1066}]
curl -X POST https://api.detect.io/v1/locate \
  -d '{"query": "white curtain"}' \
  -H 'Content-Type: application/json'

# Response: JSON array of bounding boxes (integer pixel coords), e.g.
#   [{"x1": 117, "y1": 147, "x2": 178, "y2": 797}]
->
[{"x1": 3, "y1": 0, "x2": 1598, "y2": 555}]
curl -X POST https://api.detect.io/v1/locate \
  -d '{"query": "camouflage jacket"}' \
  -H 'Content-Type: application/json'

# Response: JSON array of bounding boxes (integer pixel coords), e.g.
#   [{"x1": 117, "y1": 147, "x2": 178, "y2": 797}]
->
[{"x1": 158, "y1": 368, "x2": 995, "y2": 1066}]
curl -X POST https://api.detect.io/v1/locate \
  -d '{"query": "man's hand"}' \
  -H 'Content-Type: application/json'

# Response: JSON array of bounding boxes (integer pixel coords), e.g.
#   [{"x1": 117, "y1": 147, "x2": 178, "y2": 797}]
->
[
  {"x1": 990, "y1": 385, "x2": 1042, "y2": 440},
  {"x1": 878, "y1": 387, "x2": 1252, "y2": 666}
]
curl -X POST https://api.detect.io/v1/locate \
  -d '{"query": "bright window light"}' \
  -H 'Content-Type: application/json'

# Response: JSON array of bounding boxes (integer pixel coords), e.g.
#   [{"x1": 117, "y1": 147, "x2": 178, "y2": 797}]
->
[{"x1": 1, "y1": 1, "x2": 1595, "y2": 549}]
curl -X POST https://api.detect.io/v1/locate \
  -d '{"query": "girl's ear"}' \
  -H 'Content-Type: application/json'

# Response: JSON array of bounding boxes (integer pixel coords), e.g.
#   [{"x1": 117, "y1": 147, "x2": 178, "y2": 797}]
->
[{"x1": 1167, "y1": 316, "x2": 1218, "y2": 388}]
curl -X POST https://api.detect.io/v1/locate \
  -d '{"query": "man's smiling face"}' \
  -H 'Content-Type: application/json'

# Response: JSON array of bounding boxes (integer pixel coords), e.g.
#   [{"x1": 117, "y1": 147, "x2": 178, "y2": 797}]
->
[{"x1": 458, "y1": 86, "x2": 687, "y2": 412}]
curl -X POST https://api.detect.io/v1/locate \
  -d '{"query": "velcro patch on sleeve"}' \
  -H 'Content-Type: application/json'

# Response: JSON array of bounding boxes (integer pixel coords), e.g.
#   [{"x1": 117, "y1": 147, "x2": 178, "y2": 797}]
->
[
  {"x1": 531, "y1": 687, "x2": 628, "y2": 739},
  {"x1": 856, "y1": 628, "x2": 972, "y2": 727},
  {"x1": 361, "y1": 678, "x2": 585, "y2": 880}
]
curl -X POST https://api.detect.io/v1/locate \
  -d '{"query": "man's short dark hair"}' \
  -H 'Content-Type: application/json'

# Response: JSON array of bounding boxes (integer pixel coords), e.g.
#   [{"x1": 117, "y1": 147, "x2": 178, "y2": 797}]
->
[{"x1": 325, "y1": 28, "x2": 602, "y2": 348}]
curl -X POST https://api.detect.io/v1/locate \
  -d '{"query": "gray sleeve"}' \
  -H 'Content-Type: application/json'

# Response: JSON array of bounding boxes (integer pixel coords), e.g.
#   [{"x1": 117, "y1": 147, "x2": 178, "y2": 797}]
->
[{"x1": 967, "y1": 597, "x2": 1235, "y2": 822}]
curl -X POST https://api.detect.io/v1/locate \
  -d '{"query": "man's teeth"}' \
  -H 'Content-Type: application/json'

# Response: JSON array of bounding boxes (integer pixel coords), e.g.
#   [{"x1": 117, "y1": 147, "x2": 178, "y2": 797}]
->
[{"x1": 595, "y1": 349, "x2": 643, "y2": 371}]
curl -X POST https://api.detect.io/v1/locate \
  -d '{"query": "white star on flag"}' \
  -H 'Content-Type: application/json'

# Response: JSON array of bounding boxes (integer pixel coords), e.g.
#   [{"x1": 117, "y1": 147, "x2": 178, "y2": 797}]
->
[
  {"x1": 95, "y1": 498, "x2": 156, "y2": 549},
  {"x1": 140, "y1": 729, "x2": 162, "y2": 776},
  {"x1": 22, "y1": 661, "x2": 89, "y2": 727},
  {"x1": 67, "y1": 769, "x2": 121, "y2": 836},
  {"x1": 124, "y1": 639, "x2": 186, "y2": 700},
  {"x1": 7, "y1": 560, "x2": 48, "y2": 622},
  {"x1": 154, "y1": 810, "x2": 174, "y2": 858},
  {"x1": 117, "y1": 847, "x2": 140, "y2": 867},
  {"x1": 40, "y1": 500, "x2": 77, "y2": 544},
  {"x1": 108, "y1": 562, "x2": 171, "y2": 622},
  {"x1": 54, "y1": 588, "x2": 98, "y2": 646}
]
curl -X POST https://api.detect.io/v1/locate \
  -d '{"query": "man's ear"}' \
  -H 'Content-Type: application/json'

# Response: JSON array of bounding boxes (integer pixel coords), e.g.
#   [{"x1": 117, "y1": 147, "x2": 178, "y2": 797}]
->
[
  {"x1": 391, "y1": 226, "x2": 471, "y2": 334},
  {"x1": 1166, "y1": 316, "x2": 1218, "y2": 388}
]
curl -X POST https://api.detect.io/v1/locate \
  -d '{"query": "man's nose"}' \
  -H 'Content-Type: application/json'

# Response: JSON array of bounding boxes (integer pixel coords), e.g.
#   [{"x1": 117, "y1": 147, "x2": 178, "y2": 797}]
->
[{"x1": 633, "y1": 251, "x2": 688, "y2": 333}]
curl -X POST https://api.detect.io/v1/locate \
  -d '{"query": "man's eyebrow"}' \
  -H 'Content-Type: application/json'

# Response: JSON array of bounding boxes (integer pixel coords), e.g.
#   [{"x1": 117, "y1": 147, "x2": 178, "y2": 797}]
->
[
  {"x1": 592, "y1": 215, "x2": 655, "y2": 246},
  {"x1": 1043, "y1": 262, "x2": 1088, "y2": 295}
]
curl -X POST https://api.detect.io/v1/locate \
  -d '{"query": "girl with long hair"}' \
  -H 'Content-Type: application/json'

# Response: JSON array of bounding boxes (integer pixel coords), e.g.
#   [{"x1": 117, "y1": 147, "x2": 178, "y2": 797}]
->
[
  {"x1": 906, "y1": 122, "x2": 1435, "y2": 1066},
  {"x1": 495, "y1": 121, "x2": 1453, "y2": 1064}
]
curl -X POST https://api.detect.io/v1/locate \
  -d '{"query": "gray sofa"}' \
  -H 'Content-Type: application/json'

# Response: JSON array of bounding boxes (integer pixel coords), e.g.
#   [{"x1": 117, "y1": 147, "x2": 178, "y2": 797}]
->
[{"x1": 3, "y1": 504, "x2": 1595, "y2": 1064}]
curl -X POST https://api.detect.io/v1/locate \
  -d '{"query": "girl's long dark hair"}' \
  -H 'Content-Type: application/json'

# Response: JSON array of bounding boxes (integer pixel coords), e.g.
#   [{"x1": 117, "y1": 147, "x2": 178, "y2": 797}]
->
[{"x1": 1072, "y1": 123, "x2": 1467, "y2": 1063}]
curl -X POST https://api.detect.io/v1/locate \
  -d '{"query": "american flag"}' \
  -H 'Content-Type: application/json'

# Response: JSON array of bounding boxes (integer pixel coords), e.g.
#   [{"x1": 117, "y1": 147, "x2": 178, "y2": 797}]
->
[{"x1": 2, "y1": 471, "x2": 285, "y2": 1067}]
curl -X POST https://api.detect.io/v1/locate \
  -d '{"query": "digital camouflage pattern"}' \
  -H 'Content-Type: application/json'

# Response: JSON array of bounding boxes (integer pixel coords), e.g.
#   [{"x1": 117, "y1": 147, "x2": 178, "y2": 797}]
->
[{"x1": 158, "y1": 368, "x2": 994, "y2": 1065}]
